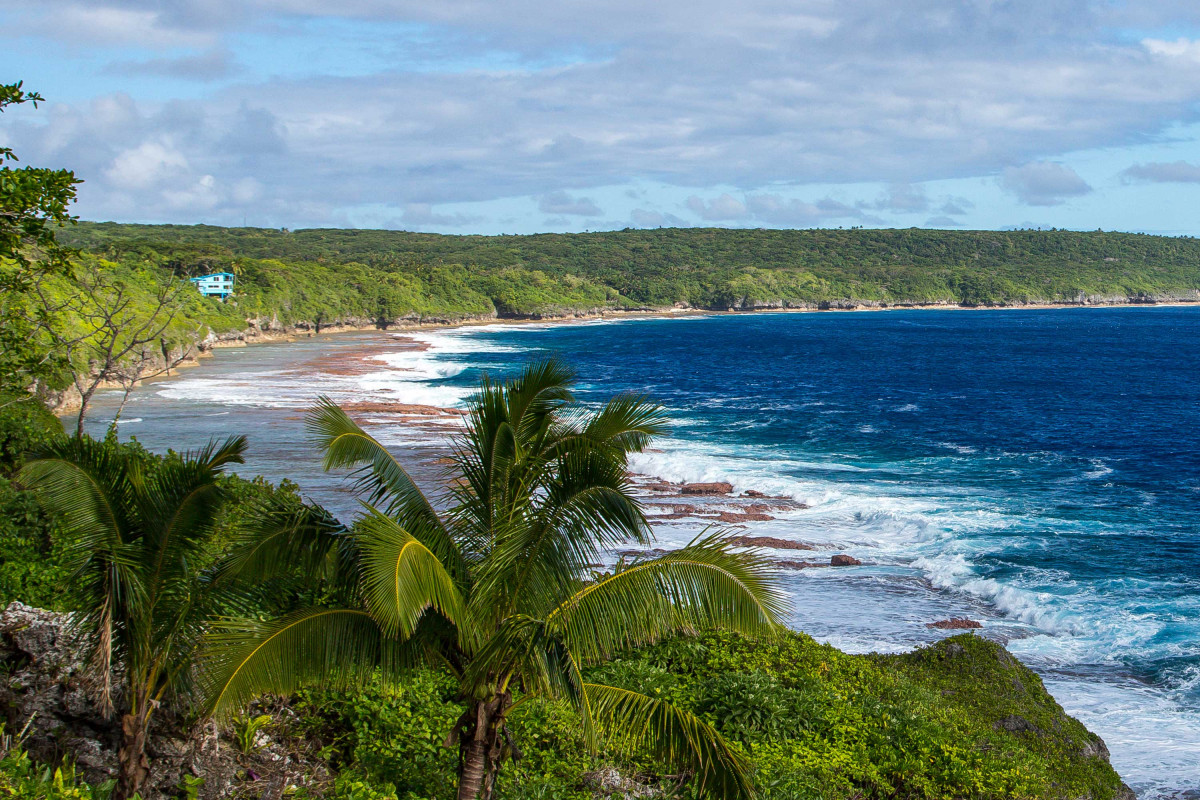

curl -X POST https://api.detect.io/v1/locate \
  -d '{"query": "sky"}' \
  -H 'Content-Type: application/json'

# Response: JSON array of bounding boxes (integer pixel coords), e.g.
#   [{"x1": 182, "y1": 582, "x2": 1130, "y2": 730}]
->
[{"x1": 5, "y1": 1, "x2": 1200, "y2": 236}]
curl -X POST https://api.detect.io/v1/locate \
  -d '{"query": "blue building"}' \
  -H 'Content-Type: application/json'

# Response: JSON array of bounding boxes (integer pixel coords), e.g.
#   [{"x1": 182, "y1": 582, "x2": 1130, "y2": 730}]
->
[{"x1": 190, "y1": 272, "x2": 235, "y2": 298}]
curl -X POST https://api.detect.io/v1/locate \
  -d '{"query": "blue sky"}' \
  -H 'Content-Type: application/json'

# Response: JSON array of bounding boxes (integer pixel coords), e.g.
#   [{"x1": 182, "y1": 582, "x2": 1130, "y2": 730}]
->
[{"x1": 6, "y1": 1, "x2": 1200, "y2": 235}]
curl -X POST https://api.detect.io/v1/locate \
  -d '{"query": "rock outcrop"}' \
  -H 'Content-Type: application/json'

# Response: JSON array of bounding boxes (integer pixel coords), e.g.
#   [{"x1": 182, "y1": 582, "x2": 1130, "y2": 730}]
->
[
  {"x1": 679, "y1": 482, "x2": 734, "y2": 495},
  {"x1": 927, "y1": 618, "x2": 983, "y2": 630},
  {"x1": 0, "y1": 602, "x2": 330, "y2": 800}
]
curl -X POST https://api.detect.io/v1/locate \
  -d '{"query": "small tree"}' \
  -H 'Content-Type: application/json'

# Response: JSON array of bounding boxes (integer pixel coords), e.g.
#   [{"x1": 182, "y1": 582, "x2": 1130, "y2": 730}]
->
[
  {"x1": 203, "y1": 360, "x2": 783, "y2": 799},
  {"x1": 17, "y1": 434, "x2": 288, "y2": 799},
  {"x1": 0, "y1": 81, "x2": 81, "y2": 405},
  {"x1": 48, "y1": 264, "x2": 194, "y2": 436}
]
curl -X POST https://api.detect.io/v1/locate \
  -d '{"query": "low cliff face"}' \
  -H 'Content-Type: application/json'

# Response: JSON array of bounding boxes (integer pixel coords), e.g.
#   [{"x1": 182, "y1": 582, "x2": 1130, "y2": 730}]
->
[{"x1": 0, "y1": 603, "x2": 332, "y2": 800}]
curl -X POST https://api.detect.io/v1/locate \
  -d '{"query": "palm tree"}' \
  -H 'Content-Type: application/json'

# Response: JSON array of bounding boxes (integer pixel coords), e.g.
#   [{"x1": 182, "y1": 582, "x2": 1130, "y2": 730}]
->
[
  {"x1": 202, "y1": 359, "x2": 784, "y2": 800},
  {"x1": 18, "y1": 434, "x2": 253, "y2": 799}
]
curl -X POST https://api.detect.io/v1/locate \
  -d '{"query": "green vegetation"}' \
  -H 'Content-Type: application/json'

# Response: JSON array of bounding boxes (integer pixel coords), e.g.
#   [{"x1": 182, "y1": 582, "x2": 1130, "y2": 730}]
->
[
  {"x1": 0, "y1": 81, "x2": 81, "y2": 400},
  {"x1": 277, "y1": 629, "x2": 1127, "y2": 800},
  {"x1": 17, "y1": 219, "x2": 1200, "y2": 424},
  {"x1": 16, "y1": 433, "x2": 326, "y2": 799},
  {"x1": 204, "y1": 360, "x2": 781, "y2": 800},
  {"x1": 59, "y1": 222, "x2": 1200, "y2": 321},
  {"x1": 0, "y1": 736, "x2": 109, "y2": 800},
  {"x1": 0, "y1": 361, "x2": 1132, "y2": 800}
]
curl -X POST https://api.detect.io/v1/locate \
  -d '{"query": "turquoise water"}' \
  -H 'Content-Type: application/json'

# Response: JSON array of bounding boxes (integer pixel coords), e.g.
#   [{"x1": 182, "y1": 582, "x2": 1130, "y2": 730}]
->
[{"x1": 87, "y1": 307, "x2": 1200, "y2": 797}]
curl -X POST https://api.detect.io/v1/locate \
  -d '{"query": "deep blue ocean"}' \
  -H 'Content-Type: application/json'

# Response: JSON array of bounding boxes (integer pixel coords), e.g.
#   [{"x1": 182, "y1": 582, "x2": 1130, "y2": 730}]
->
[{"x1": 86, "y1": 307, "x2": 1200, "y2": 797}]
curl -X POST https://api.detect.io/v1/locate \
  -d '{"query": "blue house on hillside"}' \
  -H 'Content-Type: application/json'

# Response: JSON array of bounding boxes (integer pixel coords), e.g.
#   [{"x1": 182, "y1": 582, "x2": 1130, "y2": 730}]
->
[{"x1": 190, "y1": 272, "x2": 235, "y2": 298}]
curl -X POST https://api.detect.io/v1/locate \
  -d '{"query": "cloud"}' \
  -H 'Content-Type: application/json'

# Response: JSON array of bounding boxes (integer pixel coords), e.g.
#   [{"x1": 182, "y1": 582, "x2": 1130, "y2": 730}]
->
[
  {"x1": 630, "y1": 208, "x2": 688, "y2": 227},
  {"x1": 937, "y1": 196, "x2": 974, "y2": 216},
  {"x1": 924, "y1": 215, "x2": 964, "y2": 227},
  {"x1": 871, "y1": 183, "x2": 929, "y2": 213},
  {"x1": 686, "y1": 194, "x2": 748, "y2": 221},
  {"x1": 106, "y1": 47, "x2": 241, "y2": 81},
  {"x1": 745, "y1": 194, "x2": 874, "y2": 226},
  {"x1": 1121, "y1": 160, "x2": 1200, "y2": 183},
  {"x1": 105, "y1": 139, "x2": 190, "y2": 190},
  {"x1": 538, "y1": 191, "x2": 603, "y2": 216},
  {"x1": 401, "y1": 203, "x2": 483, "y2": 229},
  {"x1": 10, "y1": 3, "x2": 218, "y2": 49},
  {"x1": 1000, "y1": 162, "x2": 1092, "y2": 206},
  {"x1": 9, "y1": 1, "x2": 1200, "y2": 228}
]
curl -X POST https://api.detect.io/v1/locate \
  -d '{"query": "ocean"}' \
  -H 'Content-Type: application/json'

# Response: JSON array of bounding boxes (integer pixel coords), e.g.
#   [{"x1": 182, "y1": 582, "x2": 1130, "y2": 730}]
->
[{"x1": 83, "y1": 307, "x2": 1200, "y2": 798}]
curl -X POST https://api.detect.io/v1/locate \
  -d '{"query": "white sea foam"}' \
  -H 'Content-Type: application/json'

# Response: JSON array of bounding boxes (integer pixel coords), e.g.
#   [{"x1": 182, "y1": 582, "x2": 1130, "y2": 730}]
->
[
  {"x1": 1045, "y1": 675, "x2": 1200, "y2": 799},
  {"x1": 158, "y1": 326, "x2": 530, "y2": 411}
]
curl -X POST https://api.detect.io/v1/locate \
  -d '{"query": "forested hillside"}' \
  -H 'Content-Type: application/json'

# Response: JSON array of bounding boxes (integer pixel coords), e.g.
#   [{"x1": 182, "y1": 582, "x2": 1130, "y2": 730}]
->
[{"x1": 63, "y1": 223, "x2": 1200, "y2": 314}]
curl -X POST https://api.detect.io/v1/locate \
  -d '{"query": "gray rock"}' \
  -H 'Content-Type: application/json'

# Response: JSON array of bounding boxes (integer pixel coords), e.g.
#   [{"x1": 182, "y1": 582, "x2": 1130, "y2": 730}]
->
[{"x1": 583, "y1": 766, "x2": 660, "y2": 798}]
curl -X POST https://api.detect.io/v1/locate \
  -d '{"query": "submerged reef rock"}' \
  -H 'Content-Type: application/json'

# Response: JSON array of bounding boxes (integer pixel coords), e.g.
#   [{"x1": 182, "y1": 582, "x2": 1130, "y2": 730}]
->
[
  {"x1": 680, "y1": 482, "x2": 735, "y2": 495},
  {"x1": 927, "y1": 617, "x2": 984, "y2": 630}
]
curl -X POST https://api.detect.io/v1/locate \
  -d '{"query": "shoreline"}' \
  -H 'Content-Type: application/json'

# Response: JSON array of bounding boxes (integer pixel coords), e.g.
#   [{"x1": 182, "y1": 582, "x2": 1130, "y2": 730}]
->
[
  {"x1": 69, "y1": 295, "x2": 1199, "y2": 413},
  {"x1": 77, "y1": 307, "x2": 1198, "y2": 798}
]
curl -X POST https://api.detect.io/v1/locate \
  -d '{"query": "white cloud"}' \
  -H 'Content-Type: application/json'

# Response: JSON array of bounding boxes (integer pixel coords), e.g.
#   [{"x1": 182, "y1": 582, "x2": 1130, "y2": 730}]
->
[
  {"x1": 630, "y1": 208, "x2": 688, "y2": 227},
  {"x1": 1000, "y1": 162, "x2": 1092, "y2": 206},
  {"x1": 12, "y1": 3, "x2": 217, "y2": 49},
  {"x1": 7, "y1": 1, "x2": 1200, "y2": 228},
  {"x1": 538, "y1": 191, "x2": 603, "y2": 216},
  {"x1": 106, "y1": 47, "x2": 241, "y2": 81},
  {"x1": 105, "y1": 140, "x2": 189, "y2": 190},
  {"x1": 687, "y1": 194, "x2": 748, "y2": 221},
  {"x1": 1121, "y1": 160, "x2": 1200, "y2": 183},
  {"x1": 1143, "y1": 37, "x2": 1200, "y2": 62},
  {"x1": 746, "y1": 194, "x2": 872, "y2": 226}
]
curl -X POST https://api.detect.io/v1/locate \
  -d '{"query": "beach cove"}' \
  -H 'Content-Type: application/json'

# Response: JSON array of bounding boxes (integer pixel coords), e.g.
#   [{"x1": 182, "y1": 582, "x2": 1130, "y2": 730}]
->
[{"x1": 82, "y1": 306, "x2": 1200, "y2": 799}]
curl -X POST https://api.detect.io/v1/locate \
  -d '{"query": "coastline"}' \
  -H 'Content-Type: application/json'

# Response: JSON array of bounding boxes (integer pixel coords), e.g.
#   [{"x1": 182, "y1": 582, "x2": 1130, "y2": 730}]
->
[
  {"x1": 76, "y1": 307, "x2": 1200, "y2": 798},
  {"x1": 54, "y1": 295, "x2": 1200, "y2": 416}
]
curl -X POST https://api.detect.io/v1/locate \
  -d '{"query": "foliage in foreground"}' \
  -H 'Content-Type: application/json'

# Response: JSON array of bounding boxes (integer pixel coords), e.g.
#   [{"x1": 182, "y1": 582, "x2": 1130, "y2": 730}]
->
[
  {"x1": 0, "y1": 740, "x2": 109, "y2": 800},
  {"x1": 203, "y1": 361, "x2": 783, "y2": 800},
  {"x1": 257, "y1": 630, "x2": 1130, "y2": 800}
]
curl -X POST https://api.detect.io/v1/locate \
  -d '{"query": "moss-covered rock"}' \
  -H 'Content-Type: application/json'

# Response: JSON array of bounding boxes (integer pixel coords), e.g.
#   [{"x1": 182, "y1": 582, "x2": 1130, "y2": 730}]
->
[
  {"x1": 589, "y1": 630, "x2": 1133, "y2": 799},
  {"x1": 881, "y1": 635, "x2": 1135, "y2": 800}
]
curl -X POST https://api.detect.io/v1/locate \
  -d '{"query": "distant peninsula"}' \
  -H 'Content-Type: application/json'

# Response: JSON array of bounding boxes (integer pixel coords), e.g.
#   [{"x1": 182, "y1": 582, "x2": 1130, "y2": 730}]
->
[
  {"x1": 65, "y1": 224, "x2": 1200, "y2": 325},
  {"x1": 41, "y1": 222, "x2": 1200, "y2": 414}
]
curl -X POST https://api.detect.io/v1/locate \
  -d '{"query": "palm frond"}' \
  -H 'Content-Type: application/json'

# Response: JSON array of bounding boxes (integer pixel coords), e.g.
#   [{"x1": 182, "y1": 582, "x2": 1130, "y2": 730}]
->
[
  {"x1": 306, "y1": 397, "x2": 463, "y2": 577},
  {"x1": 501, "y1": 357, "x2": 576, "y2": 444},
  {"x1": 559, "y1": 393, "x2": 670, "y2": 458},
  {"x1": 472, "y1": 447, "x2": 652, "y2": 620},
  {"x1": 583, "y1": 682, "x2": 753, "y2": 800},
  {"x1": 356, "y1": 507, "x2": 464, "y2": 638},
  {"x1": 546, "y1": 532, "x2": 783, "y2": 663},
  {"x1": 458, "y1": 614, "x2": 580, "y2": 704},
  {"x1": 18, "y1": 440, "x2": 130, "y2": 556},
  {"x1": 218, "y1": 495, "x2": 350, "y2": 585},
  {"x1": 201, "y1": 608, "x2": 386, "y2": 719}
]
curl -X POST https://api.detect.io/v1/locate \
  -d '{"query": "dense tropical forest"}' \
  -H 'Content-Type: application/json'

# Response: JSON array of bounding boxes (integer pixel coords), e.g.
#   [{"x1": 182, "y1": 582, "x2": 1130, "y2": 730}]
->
[{"x1": 62, "y1": 222, "x2": 1200, "y2": 321}]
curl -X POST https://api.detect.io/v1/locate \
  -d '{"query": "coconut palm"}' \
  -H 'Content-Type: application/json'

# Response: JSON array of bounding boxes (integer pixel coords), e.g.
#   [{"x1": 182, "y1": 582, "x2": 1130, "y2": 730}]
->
[
  {"x1": 202, "y1": 359, "x2": 784, "y2": 800},
  {"x1": 17, "y1": 434, "x2": 252, "y2": 799}
]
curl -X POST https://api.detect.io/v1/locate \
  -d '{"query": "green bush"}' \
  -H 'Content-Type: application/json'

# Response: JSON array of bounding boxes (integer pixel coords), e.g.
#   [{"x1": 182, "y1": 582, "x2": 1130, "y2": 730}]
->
[
  {"x1": 0, "y1": 477, "x2": 69, "y2": 609},
  {"x1": 0, "y1": 397, "x2": 61, "y2": 476},
  {"x1": 0, "y1": 735, "x2": 111, "y2": 800}
]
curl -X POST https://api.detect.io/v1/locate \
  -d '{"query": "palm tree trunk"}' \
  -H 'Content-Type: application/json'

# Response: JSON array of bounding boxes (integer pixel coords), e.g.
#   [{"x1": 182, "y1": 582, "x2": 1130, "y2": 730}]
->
[
  {"x1": 115, "y1": 706, "x2": 151, "y2": 800},
  {"x1": 456, "y1": 694, "x2": 512, "y2": 800},
  {"x1": 457, "y1": 700, "x2": 492, "y2": 800}
]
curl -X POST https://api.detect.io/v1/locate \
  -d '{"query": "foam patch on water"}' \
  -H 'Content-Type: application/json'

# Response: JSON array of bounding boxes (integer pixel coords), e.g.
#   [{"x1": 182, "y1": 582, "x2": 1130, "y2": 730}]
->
[
  {"x1": 1045, "y1": 675, "x2": 1200, "y2": 799},
  {"x1": 158, "y1": 326, "x2": 533, "y2": 411}
]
